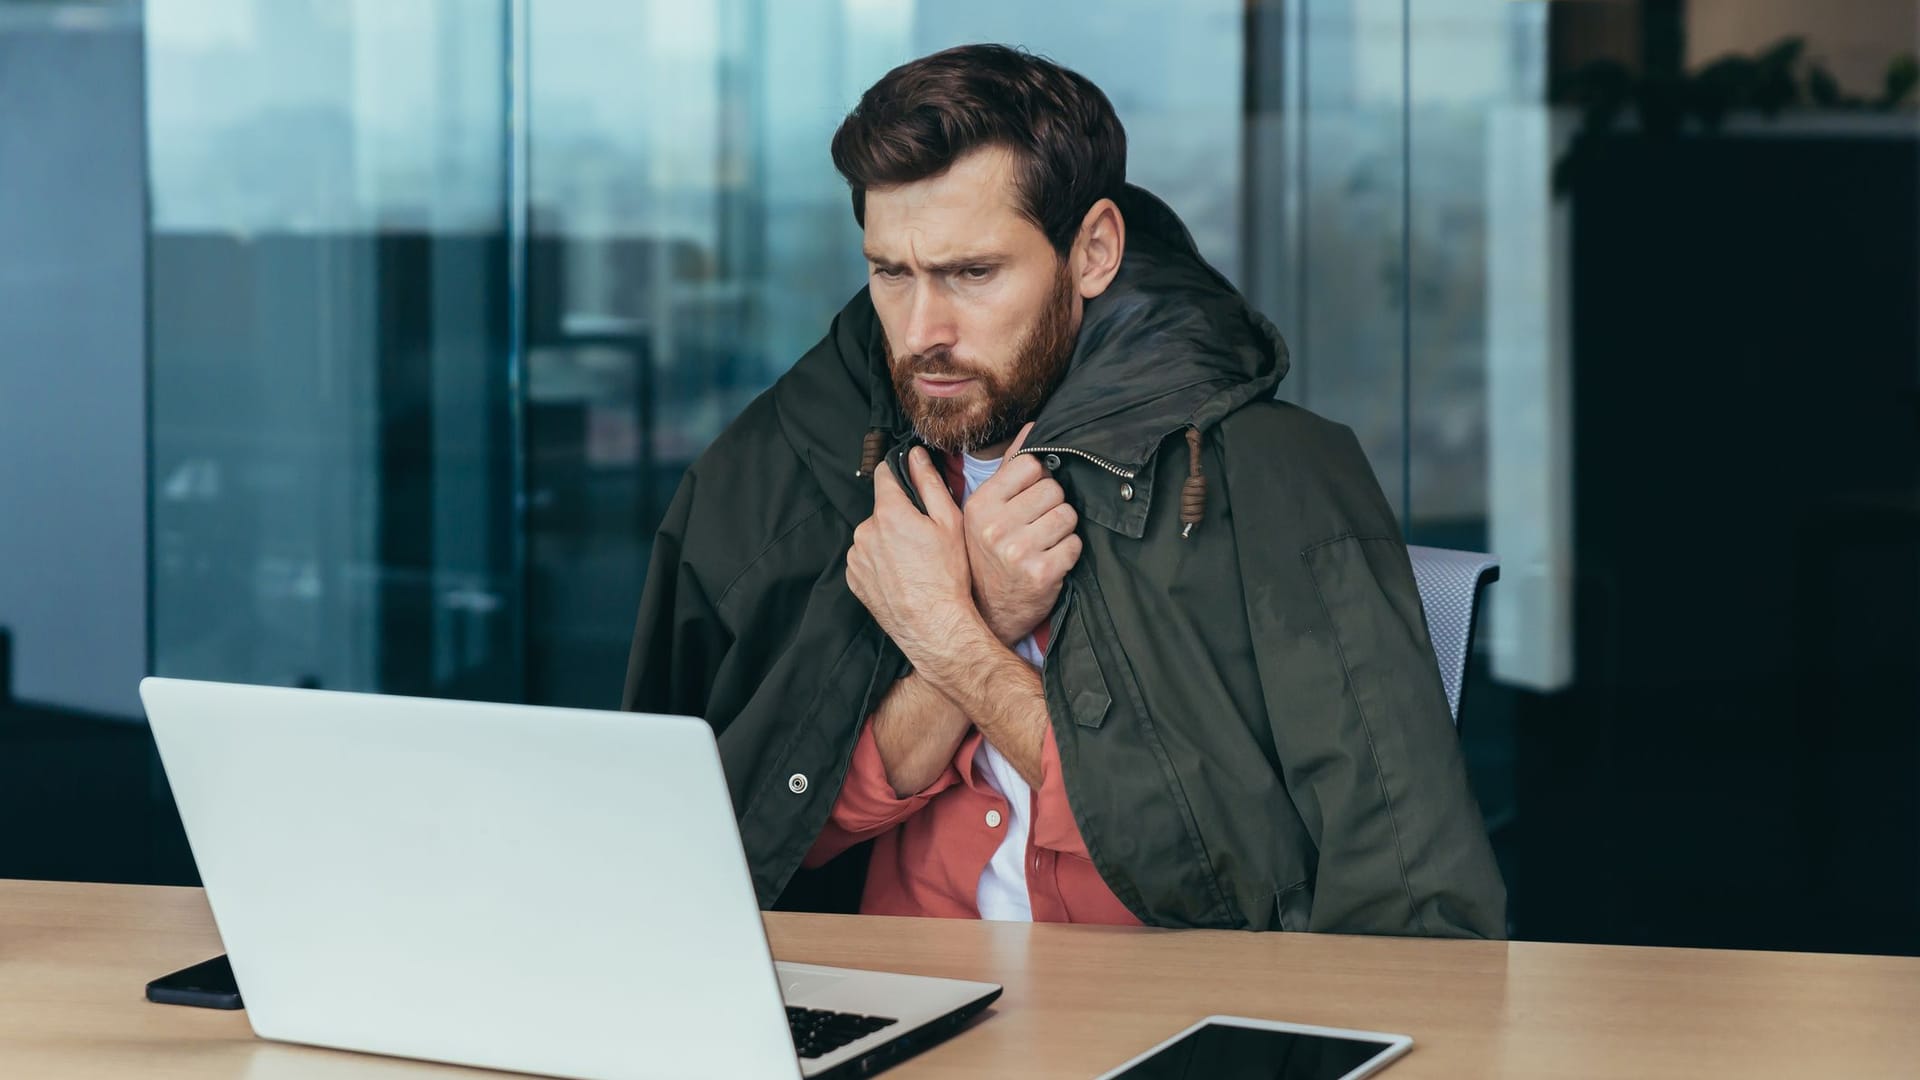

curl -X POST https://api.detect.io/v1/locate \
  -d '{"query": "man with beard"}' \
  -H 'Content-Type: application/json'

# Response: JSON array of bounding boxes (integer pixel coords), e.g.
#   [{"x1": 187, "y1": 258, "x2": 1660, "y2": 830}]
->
[{"x1": 623, "y1": 45, "x2": 1506, "y2": 937}]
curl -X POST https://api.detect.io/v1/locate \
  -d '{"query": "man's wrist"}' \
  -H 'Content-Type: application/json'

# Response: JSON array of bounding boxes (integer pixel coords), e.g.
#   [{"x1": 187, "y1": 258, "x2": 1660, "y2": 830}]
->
[
  {"x1": 981, "y1": 613, "x2": 1023, "y2": 648},
  {"x1": 974, "y1": 594, "x2": 1038, "y2": 648},
  {"x1": 913, "y1": 607, "x2": 1047, "y2": 788},
  {"x1": 908, "y1": 611, "x2": 1010, "y2": 699}
]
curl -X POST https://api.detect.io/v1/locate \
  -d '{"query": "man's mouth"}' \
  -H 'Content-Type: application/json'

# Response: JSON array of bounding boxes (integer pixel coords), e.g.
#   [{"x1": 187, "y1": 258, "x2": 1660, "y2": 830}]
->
[{"x1": 914, "y1": 375, "x2": 976, "y2": 399}]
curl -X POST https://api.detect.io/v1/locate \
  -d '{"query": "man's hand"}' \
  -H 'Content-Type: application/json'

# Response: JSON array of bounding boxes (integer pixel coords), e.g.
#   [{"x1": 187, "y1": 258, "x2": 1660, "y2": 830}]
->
[
  {"x1": 847, "y1": 447, "x2": 979, "y2": 662},
  {"x1": 963, "y1": 423, "x2": 1083, "y2": 645}
]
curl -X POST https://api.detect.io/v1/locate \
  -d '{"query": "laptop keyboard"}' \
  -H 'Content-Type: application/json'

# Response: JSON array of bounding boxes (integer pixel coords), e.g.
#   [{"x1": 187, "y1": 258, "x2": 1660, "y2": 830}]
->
[{"x1": 787, "y1": 1005, "x2": 898, "y2": 1059}]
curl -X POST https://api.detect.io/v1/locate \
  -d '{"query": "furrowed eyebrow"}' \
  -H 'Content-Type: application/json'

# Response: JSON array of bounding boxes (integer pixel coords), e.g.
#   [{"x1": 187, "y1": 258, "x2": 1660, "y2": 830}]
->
[
  {"x1": 861, "y1": 251, "x2": 1007, "y2": 275},
  {"x1": 860, "y1": 247, "x2": 1006, "y2": 272},
  {"x1": 922, "y1": 255, "x2": 1006, "y2": 275}
]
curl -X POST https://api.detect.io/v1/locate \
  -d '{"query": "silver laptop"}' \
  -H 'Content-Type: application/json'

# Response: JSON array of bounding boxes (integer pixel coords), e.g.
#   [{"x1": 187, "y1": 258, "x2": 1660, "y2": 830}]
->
[{"x1": 139, "y1": 677, "x2": 1001, "y2": 1080}]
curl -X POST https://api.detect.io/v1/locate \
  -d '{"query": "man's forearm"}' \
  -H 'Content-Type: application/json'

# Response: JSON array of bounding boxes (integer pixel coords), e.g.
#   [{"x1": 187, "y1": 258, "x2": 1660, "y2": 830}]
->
[
  {"x1": 869, "y1": 670, "x2": 972, "y2": 798},
  {"x1": 910, "y1": 615, "x2": 1048, "y2": 787}
]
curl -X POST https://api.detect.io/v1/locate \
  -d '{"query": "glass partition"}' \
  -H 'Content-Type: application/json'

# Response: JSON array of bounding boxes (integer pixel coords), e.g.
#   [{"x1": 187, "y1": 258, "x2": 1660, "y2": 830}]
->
[{"x1": 147, "y1": 0, "x2": 521, "y2": 702}]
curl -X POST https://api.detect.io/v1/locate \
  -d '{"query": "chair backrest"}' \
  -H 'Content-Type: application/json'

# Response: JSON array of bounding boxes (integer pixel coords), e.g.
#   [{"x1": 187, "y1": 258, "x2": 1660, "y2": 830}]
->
[{"x1": 1405, "y1": 546, "x2": 1500, "y2": 726}]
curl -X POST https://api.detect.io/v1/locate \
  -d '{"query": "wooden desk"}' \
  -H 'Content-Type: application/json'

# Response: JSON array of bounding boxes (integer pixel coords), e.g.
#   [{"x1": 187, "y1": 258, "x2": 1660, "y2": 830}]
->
[{"x1": 6, "y1": 879, "x2": 1918, "y2": 1078}]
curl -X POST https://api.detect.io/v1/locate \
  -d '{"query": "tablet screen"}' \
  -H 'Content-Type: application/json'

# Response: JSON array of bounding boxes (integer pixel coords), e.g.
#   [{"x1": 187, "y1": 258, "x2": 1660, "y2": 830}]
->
[{"x1": 1105, "y1": 1019, "x2": 1402, "y2": 1080}]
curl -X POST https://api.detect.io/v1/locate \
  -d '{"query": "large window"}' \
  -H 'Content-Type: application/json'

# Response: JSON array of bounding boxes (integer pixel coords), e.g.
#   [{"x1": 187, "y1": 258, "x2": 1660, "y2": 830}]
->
[{"x1": 147, "y1": 0, "x2": 520, "y2": 701}]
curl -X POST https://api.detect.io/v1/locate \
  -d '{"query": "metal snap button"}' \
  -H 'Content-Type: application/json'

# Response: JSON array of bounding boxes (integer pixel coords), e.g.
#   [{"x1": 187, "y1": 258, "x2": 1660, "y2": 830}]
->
[
  {"x1": 1119, "y1": 482, "x2": 1134, "y2": 501},
  {"x1": 985, "y1": 809, "x2": 1003, "y2": 828},
  {"x1": 787, "y1": 773, "x2": 808, "y2": 795},
  {"x1": 1043, "y1": 454, "x2": 1062, "y2": 471}
]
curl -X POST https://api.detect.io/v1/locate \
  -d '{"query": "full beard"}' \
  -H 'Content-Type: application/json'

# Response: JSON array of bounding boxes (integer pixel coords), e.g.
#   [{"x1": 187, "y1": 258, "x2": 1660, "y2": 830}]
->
[{"x1": 888, "y1": 264, "x2": 1078, "y2": 456}]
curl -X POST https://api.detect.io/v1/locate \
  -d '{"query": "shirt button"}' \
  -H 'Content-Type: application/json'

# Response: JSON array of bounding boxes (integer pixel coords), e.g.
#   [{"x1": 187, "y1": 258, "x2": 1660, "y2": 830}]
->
[
  {"x1": 787, "y1": 773, "x2": 808, "y2": 794},
  {"x1": 985, "y1": 809, "x2": 1003, "y2": 828},
  {"x1": 1119, "y1": 482, "x2": 1134, "y2": 501},
  {"x1": 1043, "y1": 454, "x2": 1062, "y2": 471}
]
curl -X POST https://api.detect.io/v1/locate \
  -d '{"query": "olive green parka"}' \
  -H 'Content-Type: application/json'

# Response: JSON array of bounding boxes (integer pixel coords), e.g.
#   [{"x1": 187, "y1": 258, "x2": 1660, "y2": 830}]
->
[{"x1": 624, "y1": 187, "x2": 1506, "y2": 937}]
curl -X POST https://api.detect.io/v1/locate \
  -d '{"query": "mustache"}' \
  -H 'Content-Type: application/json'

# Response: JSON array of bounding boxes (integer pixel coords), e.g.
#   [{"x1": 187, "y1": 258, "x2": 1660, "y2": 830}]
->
[{"x1": 895, "y1": 348, "x2": 986, "y2": 381}]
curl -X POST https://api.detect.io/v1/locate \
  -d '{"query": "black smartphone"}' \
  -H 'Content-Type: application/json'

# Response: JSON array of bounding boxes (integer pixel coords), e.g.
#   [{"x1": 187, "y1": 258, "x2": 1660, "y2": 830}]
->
[{"x1": 146, "y1": 953, "x2": 243, "y2": 1010}]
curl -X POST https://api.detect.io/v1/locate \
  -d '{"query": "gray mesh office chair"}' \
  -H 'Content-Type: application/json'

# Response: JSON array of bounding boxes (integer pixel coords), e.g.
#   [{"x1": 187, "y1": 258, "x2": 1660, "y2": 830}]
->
[{"x1": 1405, "y1": 546, "x2": 1500, "y2": 726}]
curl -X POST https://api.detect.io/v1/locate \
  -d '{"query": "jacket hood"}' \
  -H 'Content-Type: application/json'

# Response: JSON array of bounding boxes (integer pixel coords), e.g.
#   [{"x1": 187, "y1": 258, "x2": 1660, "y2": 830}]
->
[
  {"x1": 774, "y1": 183, "x2": 1288, "y2": 533},
  {"x1": 1021, "y1": 185, "x2": 1288, "y2": 472}
]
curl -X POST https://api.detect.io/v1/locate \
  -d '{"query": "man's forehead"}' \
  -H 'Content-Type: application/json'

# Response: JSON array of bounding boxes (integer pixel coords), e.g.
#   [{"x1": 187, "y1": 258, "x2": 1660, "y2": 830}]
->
[{"x1": 861, "y1": 147, "x2": 1035, "y2": 259}]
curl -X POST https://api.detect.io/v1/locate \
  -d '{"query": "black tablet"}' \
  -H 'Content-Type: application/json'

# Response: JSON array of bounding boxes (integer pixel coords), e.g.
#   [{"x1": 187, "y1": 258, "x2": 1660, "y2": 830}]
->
[{"x1": 1096, "y1": 1015, "x2": 1412, "y2": 1080}]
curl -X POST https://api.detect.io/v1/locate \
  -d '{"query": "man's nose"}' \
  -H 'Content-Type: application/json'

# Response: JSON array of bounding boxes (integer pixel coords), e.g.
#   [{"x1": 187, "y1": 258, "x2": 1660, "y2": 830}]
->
[{"x1": 901, "y1": 281, "x2": 958, "y2": 358}]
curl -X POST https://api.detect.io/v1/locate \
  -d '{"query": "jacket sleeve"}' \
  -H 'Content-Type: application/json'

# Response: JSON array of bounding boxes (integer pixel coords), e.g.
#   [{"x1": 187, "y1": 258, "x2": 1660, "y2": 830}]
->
[
  {"x1": 622, "y1": 470, "x2": 733, "y2": 720},
  {"x1": 802, "y1": 719, "x2": 962, "y2": 867},
  {"x1": 1225, "y1": 411, "x2": 1508, "y2": 939}
]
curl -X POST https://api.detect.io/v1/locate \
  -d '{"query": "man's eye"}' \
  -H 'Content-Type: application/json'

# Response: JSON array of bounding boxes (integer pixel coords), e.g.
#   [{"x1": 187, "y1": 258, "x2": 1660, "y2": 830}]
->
[
  {"x1": 872, "y1": 266, "x2": 904, "y2": 280},
  {"x1": 961, "y1": 266, "x2": 992, "y2": 281}
]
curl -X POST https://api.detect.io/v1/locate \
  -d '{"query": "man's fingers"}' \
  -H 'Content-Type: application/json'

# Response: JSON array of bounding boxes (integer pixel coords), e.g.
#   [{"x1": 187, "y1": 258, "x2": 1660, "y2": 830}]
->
[
  {"x1": 1001, "y1": 421, "x2": 1036, "y2": 464},
  {"x1": 977, "y1": 449, "x2": 1047, "y2": 500},
  {"x1": 1003, "y1": 475, "x2": 1067, "y2": 523},
  {"x1": 873, "y1": 454, "x2": 908, "y2": 509},
  {"x1": 1030, "y1": 501, "x2": 1079, "y2": 548},
  {"x1": 844, "y1": 539, "x2": 867, "y2": 600},
  {"x1": 1048, "y1": 533, "x2": 1084, "y2": 576},
  {"x1": 906, "y1": 447, "x2": 961, "y2": 525}
]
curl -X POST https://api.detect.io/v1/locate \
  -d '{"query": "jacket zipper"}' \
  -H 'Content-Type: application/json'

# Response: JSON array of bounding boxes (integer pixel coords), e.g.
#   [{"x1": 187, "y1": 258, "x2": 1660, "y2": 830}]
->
[{"x1": 1017, "y1": 446, "x2": 1137, "y2": 479}]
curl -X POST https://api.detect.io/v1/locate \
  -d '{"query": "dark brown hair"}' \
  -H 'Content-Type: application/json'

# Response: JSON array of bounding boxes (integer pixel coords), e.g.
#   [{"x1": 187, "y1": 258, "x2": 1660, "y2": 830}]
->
[{"x1": 830, "y1": 44, "x2": 1127, "y2": 255}]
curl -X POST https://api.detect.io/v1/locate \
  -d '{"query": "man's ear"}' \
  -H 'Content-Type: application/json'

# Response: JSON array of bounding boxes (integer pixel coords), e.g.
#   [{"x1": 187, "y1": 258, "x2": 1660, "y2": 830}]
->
[{"x1": 1071, "y1": 198, "x2": 1125, "y2": 300}]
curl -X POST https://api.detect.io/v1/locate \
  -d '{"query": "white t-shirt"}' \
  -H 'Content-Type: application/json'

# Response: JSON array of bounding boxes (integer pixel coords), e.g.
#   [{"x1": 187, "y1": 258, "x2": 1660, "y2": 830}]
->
[{"x1": 958, "y1": 452, "x2": 1044, "y2": 922}]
